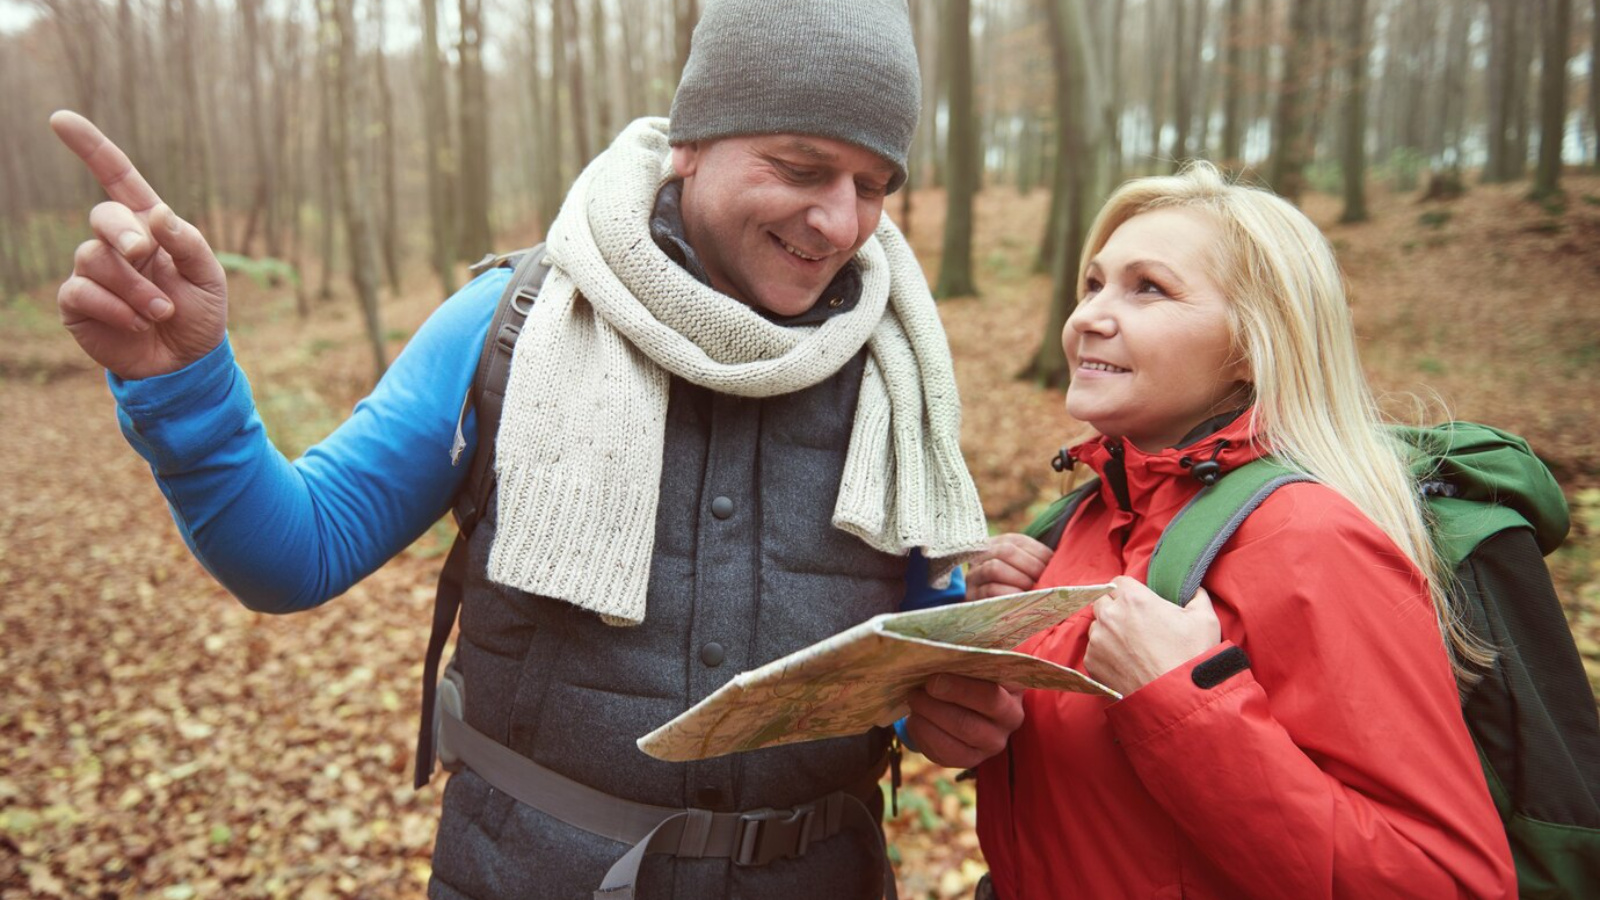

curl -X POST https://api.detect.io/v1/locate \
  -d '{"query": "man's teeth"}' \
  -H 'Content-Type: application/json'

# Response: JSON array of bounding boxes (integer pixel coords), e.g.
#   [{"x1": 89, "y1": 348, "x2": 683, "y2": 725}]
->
[
  {"x1": 779, "y1": 238, "x2": 823, "y2": 261},
  {"x1": 1081, "y1": 361, "x2": 1129, "y2": 373}
]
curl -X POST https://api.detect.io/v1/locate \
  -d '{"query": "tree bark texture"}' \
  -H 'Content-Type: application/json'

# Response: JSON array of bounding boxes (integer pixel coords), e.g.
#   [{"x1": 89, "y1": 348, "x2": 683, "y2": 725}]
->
[
  {"x1": 1025, "y1": 0, "x2": 1104, "y2": 388},
  {"x1": 1531, "y1": 0, "x2": 1572, "y2": 198},
  {"x1": 1339, "y1": 0, "x2": 1370, "y2": 223},
  {"x1": 936, "y1": 0, "x2": 979, "y2": 299},
  {"x1": 1268, "y1": 0, "x2": 1316, "y2": 203}
]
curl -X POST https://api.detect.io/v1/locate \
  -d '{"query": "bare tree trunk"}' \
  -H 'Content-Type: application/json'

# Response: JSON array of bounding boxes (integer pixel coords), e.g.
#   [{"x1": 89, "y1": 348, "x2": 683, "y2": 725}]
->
[
  {"x1": 41, "y1": 0, "x2": 102, "y2": 125},
  {"x1": 1268, "y1": 0, "x2": 1316, "y2": 203},
  {"x1": 1339, "y1": 0, "x2": 1370, "y2": 223},
  {"x1": 238, "y1": 0, "x2": 271, "y2": 257},
  {"x1": 1195, "y1": 0, "x2": 1219, "y2": 158},
  {"x1": 936, "y1": 0, "x2": 978, "y2": 298},
  {"x1": 1592, "y1": 0, "x2": 1600, "y2": 167},
  {"x1": 457, "y1": 0, "x2": 493, "y2": 258},
  {"x1": 176, "y1": 0, "x2": 219, "y2": 243},
  {"x1": 317, "y1": 39, "x2": 338, "y2": 303},
  {"x1": 1221, "y1": 0, "x2": 1245, "y2": 161},
  {"x1": 1438, "y1": 0, "x2": 1474, "y2": 165},
  {"x1": 1024, "y1": 0, "x2": 1104, "y2": 388},
  {"x1": 1512, "y1": 0, "x2": 1541, "y2": 178},
  {"x1": 422, "y1": 0, "x2": 456, "y2": 295},
  {"x1": 589, "y1": 0, "x2": 612, "y2": 142},
  {"x1": 117, "y1": 0, "x2": 141, "y2": 160},
  {"x1": 561, "y1": 0, "x2": 594, "y2": 164},
  {"x1": 1485, "y1": 0, "x2": 1517, "y2": 181},
  {"x1": 1171, "y1": 0, "x2": 1193, "y2": 166},
  {"x1": 373, "y1": 0, "x2": 402, "y2": 294},
  {"x1": 1106, "y1": 0, "x2": 1126, "y2": 185},
  {"x1": 545, "y1": 0, "x2": 569, "y2": 226},
  {"x1": 322, "y1": 0, "x2": 387, "y2": 379},
  {"x1": 1147, "y1": 0, "x2": 1170, "y2": 166},
  {"x1": 1532, "y1": 0, "x2": 1572, "y2": 198}
]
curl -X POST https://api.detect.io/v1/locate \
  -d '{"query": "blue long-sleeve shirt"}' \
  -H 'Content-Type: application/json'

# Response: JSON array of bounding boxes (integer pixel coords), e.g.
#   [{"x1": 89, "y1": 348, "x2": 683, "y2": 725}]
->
[{"x1": 110, "y1": 267, "x2": 964, "y2": 613}]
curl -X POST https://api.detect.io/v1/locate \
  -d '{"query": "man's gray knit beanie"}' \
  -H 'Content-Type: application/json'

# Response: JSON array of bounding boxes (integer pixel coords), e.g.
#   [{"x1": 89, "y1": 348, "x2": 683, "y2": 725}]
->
[{"x1": 669, "y1": 0, "x2": 922, "y2": 192}]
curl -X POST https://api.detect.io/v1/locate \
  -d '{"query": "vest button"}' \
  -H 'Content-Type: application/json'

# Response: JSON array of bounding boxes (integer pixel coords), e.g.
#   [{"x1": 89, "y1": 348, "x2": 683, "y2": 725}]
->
[
  {"x1": 700, "y1": 642, "x2": 726, "y2": 667},
  {"x1": 711, "y1": 496, "x2": 734, "y2": 519}
]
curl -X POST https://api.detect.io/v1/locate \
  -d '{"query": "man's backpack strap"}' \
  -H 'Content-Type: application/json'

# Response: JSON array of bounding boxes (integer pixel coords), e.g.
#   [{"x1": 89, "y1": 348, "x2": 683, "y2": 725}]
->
[
  {"x1": 452, "y1": 243, "x2": 553, "y2": 535},
  {"x1": 416, "y1": 244, "x2": 551, "y2": 789},
  {"x1": 1144, "y1": 459, "x2": 1315, "y2": 606}
]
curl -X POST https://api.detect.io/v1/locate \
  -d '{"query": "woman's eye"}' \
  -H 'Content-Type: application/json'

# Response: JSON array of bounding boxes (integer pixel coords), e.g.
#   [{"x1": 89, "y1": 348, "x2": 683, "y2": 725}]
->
[
  {"x1": 1082, "y1": 277, "x2": 1103, "y2": 295},
  {"x1": 1136, "y1": 278, "x2": 1167, "y2": 295}
]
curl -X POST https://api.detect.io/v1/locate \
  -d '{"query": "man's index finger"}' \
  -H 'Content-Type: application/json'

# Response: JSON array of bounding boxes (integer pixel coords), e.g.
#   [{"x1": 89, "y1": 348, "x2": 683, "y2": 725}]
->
[{"x1": 49, "y1": 110, "x2": 162, "y2": 212}]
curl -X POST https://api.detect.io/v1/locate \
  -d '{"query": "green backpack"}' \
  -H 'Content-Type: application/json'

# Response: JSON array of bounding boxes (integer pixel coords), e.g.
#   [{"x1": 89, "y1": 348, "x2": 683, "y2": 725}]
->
[{"x1": 1024, "y1": 423, "x2": 1599, "y2": 898}]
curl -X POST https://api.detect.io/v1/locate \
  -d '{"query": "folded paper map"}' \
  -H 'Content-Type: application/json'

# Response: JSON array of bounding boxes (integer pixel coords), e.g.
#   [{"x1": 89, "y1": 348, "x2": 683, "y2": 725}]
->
[{"x1": 637, "y1": 585, "x2": 1116, "y2": 762}]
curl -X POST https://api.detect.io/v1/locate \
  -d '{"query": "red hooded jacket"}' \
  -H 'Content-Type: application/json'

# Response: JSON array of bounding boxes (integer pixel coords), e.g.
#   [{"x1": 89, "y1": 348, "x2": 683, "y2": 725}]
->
[{"x1": 976, "y1": 416, "x2": 1515, "y2": 899}]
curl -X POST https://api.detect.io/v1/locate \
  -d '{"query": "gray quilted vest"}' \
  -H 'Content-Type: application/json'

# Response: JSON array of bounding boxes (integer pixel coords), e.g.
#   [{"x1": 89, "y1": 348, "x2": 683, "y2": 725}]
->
[{"x1": 427, "y1": 352, "x2": 908, "y2": 900}]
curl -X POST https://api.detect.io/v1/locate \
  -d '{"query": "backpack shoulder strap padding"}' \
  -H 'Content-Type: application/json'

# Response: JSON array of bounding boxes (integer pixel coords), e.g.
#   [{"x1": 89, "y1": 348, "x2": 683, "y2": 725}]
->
[
  {"x1": 1145, "y1": 459, "x2": 1316, "y2": 607},
  {"x1": 417, "y1": 244, "x2": 549, "y2": 788},
  {"x1": 452, "y1": 243, "x2": 551, "y2": 537}
]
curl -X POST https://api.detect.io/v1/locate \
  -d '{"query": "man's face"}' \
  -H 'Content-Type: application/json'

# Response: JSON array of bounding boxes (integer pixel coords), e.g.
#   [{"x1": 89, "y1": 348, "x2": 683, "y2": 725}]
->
[{"x1": 671, "y1": 135, "x2": 895, "y2": 317}]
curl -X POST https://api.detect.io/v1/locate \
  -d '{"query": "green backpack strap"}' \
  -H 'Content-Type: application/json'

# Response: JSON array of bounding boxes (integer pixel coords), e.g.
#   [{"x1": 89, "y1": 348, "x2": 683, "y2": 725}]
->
[
  {"x1": 1145, "y1": 459, "x2": 1316, "y2": 606},
  {"x1": 1022, "y1": 478, "x2": 1101, "y2": 550}
]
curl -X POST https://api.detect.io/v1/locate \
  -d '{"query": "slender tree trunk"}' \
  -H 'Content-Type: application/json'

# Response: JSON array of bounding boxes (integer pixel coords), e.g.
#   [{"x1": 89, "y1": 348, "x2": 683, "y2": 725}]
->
[
  {"x1": 1531, "y1": 0, "x2": 1572, "y2": 198},
  {"x1": 619, "y1": 0, "x2": 644, "y2": 121},
  {"x1": 561, "y1": 0, "x2": 593, "y2": 163},
  {"x1": 544, "y1": 0, "x2": 568, "y2": 226},
  {"x1": 936, "y1": 0, "x2": 978, "y2": 298},
  {"x1": 1221, "y1": 0, "x2": 1245, "y2": 161},
  {"x1": 1592, "y1": 0, "x2": 1600, "y2": 167},
  {"x1": 317, "y1": 35, "x2": 338, "y2": 303},
  {"x1": 1195, "y1": 0, "x2": 1218, "y2": 158},
  {"x1": 1512, "y1": 0, "x2": 1540, "y2": 178},
  {"x1": 589, "y1": 0, "x2": 612, "y2": 141},
  {"x1": 174, "y1": 0, "x2": 219, "y2": 241},
  {"x1": 1106, "y1": 0, "x2": 1126, "y2": 185},
  {"x1": 1485, "y1": 0, "x2": 1517, "y2": 181},
  {"x1": 422, "y1": 0, "x2": 456, "y2": 295},
  {"x1": 1438, "y1": 0, "x2": 1473, "y2": 165},
  {"x1": 456, "y1": 0, "x2": 493, "y2": 258},
  {"x1": 1171, "y1": 0, "x2": 1193, "y2": 166},
  {"x1": 238, "y1": 0, "x2": 271, "y2": 257},
  {"x1": 1024, "y1": 0, "x2": 1104, "y2": 388},
  {"x1": 374, "y1": 0, "x2": 402, "y2": 294},
  {"x1": 1339, "y1": 0, "x2": 1370, "y2": 223},
  {"x1": 322, "y1": 0, "x2": 387, "y2": 379},
  {"x1": 117, "y1": 0, "x2": 141, "y2": 161},
  {"x1": 1268, "y1": 0, "x2": 1316, "y2": 203},
  {"x1": 1147, "y1": 1, "x2": 1169, "y2": 166}
]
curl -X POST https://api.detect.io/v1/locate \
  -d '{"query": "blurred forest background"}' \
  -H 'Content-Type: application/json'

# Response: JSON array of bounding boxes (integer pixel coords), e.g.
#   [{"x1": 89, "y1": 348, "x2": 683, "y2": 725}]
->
[{"x1": 3, "y1": 0, "x2": 1600, "y2": 897}]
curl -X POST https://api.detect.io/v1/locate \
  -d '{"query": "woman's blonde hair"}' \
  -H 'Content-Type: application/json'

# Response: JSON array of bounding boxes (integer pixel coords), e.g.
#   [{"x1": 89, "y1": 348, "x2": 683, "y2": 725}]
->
[{"x1": 1079, "y1": 161, "x2": 1489, "y2": 685}]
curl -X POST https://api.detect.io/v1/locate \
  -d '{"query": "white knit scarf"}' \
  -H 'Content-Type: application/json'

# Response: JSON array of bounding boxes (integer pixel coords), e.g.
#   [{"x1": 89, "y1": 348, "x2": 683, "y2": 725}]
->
[{"x1": 487, "y1": 118, "x2": 987, "y2": 624}]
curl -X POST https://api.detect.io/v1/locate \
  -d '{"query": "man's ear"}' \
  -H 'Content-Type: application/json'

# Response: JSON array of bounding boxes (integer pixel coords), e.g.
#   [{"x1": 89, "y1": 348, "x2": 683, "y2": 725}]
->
[{"x1": 670, "y1": 142, "x2": 699, "y2": 178}]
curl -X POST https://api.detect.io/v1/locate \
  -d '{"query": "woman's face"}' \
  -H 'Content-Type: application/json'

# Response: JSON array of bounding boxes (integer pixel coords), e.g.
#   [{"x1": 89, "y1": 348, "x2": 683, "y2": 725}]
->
[{"x1": 1063, "y1": 208, "x2": 1251, "y2": 452}]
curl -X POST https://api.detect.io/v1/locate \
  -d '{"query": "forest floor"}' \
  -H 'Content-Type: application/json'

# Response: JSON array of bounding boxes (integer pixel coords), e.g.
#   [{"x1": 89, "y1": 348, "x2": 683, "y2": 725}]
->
[{"x1": 3, "y1": 173, "x2": 1599, "y2": 899}]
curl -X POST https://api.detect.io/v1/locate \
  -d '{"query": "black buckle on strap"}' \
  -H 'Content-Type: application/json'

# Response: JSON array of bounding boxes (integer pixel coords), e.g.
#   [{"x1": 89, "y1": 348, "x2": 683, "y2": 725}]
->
[{"x1": 733, "y1": 804, "x2": 817, "y2": 867}]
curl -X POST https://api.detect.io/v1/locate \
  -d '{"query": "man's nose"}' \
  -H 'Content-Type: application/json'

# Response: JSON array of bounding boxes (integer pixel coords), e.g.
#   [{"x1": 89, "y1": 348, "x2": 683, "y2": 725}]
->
[{"x1": 805, "y1": 177, "x2": 861, "y2": 250}]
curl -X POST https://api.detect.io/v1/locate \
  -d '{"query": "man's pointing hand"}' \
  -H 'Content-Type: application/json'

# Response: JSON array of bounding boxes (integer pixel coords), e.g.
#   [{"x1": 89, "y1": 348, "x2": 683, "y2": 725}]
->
[{"x1": 50, "y1": 110, "x2": 228, "y2": 380}]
